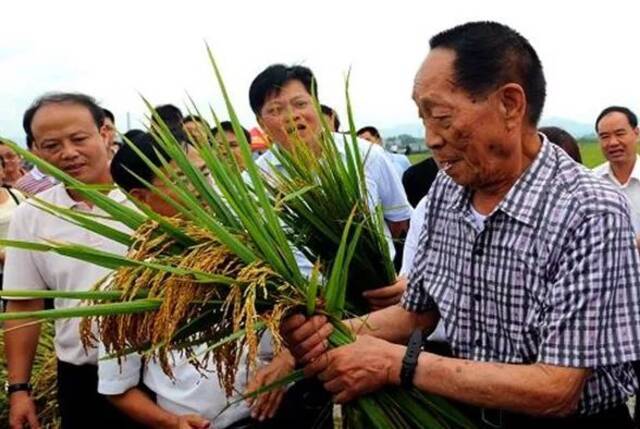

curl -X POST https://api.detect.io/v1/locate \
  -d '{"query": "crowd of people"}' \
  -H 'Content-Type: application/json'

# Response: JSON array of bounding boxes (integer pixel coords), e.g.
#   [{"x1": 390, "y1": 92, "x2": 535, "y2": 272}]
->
[{"x1": 3, "y1": 20, "x2": 640, "y2": 429}]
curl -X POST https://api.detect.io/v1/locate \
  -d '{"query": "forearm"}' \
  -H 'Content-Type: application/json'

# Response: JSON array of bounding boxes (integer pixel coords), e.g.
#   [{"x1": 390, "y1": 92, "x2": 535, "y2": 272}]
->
[
  {"x1": 385, "y1": 348, "x2": 589, "y2": 417},
  {"x1": 4, "y1": 299, "x2": 44, "y2": 384},
  {"x1": 346, "y1": 305, "x2": 437, "y2": 344},
  {"x1": 108, "y1": 388, "x2": 178, "y2": 429}
]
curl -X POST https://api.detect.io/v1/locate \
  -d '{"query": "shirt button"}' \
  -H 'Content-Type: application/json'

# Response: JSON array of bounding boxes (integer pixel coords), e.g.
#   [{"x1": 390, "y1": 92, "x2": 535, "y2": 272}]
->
[
  {"x1": 474, "y1": 248, "x2": 484, "y2": 257},
  {"x1": 473, "y1": 293, "x2": 481, "y2": 301},
  {"x1": 475, "y1": 338, "x2": 482, "y2": 347}
]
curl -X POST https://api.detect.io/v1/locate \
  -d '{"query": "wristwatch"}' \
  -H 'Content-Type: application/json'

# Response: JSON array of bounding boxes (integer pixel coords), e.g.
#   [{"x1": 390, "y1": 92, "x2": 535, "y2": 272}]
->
[
  {"x1": 400, "y1": 329, "x2": 423, "y2": 388},
  {"x1": 4, "y1": 382, "x2": 32, "y2": 395}
]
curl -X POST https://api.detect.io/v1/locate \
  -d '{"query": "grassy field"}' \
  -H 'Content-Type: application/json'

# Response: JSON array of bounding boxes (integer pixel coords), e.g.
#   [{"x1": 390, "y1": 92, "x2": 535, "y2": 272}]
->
[{"x1": 408, "y1": 139, "x2": 609, "y2": 168}]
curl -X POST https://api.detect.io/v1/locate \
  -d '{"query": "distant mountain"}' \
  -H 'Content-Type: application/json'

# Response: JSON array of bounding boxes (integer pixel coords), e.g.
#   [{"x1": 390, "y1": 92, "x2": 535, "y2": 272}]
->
[
  {"x1": 380, "y1": 117, "x2": 596, "y2": 140},
  {"x1": 539, "y1": 117, "x2": 596, "y2": 139},
  {"x1": 380, "y1": 123, "x2": 424, "y2": 139}
]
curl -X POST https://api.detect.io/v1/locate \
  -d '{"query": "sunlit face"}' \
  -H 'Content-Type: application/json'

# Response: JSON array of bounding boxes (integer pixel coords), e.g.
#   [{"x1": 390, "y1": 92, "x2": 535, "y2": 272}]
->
[
  {"x1": 183, "y1": 120, "x2": 208, "y2": 144},
  {"x1": 597, "y1": 111, "x2": 639, "y2": 164},
  {"x1": 136, "y1": 146, "x2": 207, "y2": 217},
  {"x1": 0, "y1": 145, "x2": 22, "y2": 180},
  {"x1": 358, "y1": 131, "x2": 381, "y2": 145},
  {"x1": 412, "y1": 48, "x2": 524, "y2": 190},
  {"x1": 31, "y1": 102, "x2": 111, "y2": 185},
  {"x1": 214, "y1": 130, "x2": 244, "y2": 170},
  {"x1": 257, "y1": 80, "x2": 321, "y2": 152}
]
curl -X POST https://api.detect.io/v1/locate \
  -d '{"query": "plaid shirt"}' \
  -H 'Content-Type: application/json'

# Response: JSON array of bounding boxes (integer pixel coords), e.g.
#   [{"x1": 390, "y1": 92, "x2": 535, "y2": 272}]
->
[{"x1": 402, "y1": 137, "x2": 640, "y2": 414}]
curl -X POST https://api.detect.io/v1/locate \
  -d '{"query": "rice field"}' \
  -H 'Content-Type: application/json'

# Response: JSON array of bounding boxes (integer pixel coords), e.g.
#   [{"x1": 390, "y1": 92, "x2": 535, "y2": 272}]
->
[{"x1": 407, "y1": 139, "x2": 610, "y2": 168}]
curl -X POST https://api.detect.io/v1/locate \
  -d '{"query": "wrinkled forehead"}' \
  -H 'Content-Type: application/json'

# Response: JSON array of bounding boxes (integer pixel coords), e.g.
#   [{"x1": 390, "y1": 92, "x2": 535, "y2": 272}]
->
[{"x1": 412, "y1": 48, "x2": 458, "y2": 102}]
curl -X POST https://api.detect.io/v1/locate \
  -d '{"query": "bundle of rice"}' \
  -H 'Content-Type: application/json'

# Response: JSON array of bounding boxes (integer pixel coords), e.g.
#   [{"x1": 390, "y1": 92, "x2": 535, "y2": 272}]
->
[{"x1": 0, "y1": 47, "x2": 475, "y2": 428}]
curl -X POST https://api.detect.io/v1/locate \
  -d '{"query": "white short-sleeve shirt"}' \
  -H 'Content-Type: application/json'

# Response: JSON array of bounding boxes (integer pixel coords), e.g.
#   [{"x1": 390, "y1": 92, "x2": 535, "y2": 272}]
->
[
  {"x1": 3, "y1": 184, "x2": 129, "y2": 365},
  {"x1": 593, "y1": 155, "x2": 640, "y2": 233},
  {"x1": 400, "y1": 194, "x2": 446, "y2": 342},
  {"x1": 98, "y1": 345, "x2": 253, "y2": 427}
]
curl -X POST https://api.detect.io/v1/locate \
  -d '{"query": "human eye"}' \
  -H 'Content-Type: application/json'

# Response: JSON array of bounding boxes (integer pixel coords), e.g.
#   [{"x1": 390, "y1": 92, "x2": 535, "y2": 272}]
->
[
  {"x1": 294, "y1": 99, "x2": 310, "y2": 109},
  {"x1": 264, "y1": 104, "x2": 283, "y2": 117},
  {"x1": 41, "y1": 140, "x2": 60, "y2": 151},
  {"x1": 71, "y1": 134, "x2": 89, "y2": 143}
]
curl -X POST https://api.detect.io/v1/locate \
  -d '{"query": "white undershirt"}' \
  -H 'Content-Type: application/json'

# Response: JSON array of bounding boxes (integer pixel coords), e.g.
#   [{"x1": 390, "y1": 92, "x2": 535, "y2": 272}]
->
[{"x1": 469, "y1": 204, "x2": 488, "y2": 232}]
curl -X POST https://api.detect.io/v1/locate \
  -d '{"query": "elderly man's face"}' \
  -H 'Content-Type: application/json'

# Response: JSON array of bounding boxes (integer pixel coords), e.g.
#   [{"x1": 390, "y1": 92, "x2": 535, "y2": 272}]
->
[
  {"x1": 597, "y1": 112, "x2": 639, "y2": 165},
  {"x1": 258, "y1": 79, "x2": 321, "y2": 152},
  {"x1": 413, "y1": 48, "x2": 523, "y2": 190}
]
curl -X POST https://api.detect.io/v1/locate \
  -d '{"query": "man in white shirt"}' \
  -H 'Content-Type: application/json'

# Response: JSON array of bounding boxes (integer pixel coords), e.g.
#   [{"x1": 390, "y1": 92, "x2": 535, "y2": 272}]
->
[
  {"x1": 357, "y1": 125, "x2": 412, "y2": 177},
  {"x1": 101, "y1": 131, "x2": 295, "y2": 428},
  {"x1": 249, "y1": 64, "x2": 412, "y2": 297},
  {"x1": 3, "y1": 93, "x2": 141, "y2": 429},
  {"x1": 593, "y1": 106, "x2": 640, "y2": 232},
  {"x1": 247, "y1": 64, "x2": 412, "y2": 427}
]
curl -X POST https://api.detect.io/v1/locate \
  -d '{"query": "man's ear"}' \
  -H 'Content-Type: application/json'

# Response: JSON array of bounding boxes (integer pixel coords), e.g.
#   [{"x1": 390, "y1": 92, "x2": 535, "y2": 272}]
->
[
  {"x1": 498, "y1": 83, "x2": 527, "y2": 131},
  {"x1": 98, "y1": 124, "x2": 110, "y2": 146}
]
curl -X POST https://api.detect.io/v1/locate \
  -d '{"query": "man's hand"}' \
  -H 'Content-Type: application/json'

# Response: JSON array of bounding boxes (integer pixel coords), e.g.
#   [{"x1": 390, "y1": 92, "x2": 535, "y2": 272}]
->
[
  {"x1": 172, "y1": 414, "x2": 210, "y2": 429},
  {"x1": 280, "y1": 314, "x2": 332, "y2": 365},
  {"x1": 9, "y1": 391, "x2": 40, "y2": 429},
  {"x1": 246, "y1": 350, "x2": 295, "y2": 421},
  {"x1": 362, "y1": 276, "x2": 407, "y2": 311},
  {"x1": 307, "y1": 335, "x2": 402, "y2": 403}
]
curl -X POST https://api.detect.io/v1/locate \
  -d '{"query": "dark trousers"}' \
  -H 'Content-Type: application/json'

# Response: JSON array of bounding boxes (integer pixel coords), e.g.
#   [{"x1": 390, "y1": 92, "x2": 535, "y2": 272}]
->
[
  {"x1": 464, "y1": 403, "x2": 633, "y2": 429},
  {"x1": 57, "y1": 360, "x2": 145, "y2": 429}
]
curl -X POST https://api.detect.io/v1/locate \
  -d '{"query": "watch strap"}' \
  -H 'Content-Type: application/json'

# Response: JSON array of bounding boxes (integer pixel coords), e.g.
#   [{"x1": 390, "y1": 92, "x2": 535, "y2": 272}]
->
[
  {"x1": 400, "y1": 329, "x2": 423, "y2": 388},
  {"x1": 7, "y1": 383, "x2": 32, "y2": 395}
]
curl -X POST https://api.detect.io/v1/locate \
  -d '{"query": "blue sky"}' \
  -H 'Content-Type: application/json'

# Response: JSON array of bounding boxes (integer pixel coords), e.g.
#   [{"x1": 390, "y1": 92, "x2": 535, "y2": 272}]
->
[{"x1": 1, "y1": 0, "x2": 639, "y2": 142}]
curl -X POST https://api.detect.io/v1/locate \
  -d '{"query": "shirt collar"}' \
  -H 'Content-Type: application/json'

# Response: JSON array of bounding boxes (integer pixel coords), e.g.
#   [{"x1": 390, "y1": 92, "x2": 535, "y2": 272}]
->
[
  {"x1": 30, "y1": 166, "x2": 47, "y2": 180},
  {"x1": 596, "y1": 154, "x2": 640, "y2": 184},
  {"x1": 51, "y1": 183, "x2": 126, "y2": 210},
  {"x1": 447, "y1": 134, "x2": 554, "y2": 227}
]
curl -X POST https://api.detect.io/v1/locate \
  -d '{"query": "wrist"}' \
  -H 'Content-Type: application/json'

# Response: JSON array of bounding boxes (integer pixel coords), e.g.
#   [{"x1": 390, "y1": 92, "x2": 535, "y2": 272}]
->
[
  {"x1": 8, "y1": 389, "x2": 32, "y2": 401},
  {"x1": 385, "y1": 343, "x2": 406, "y2": 386}
]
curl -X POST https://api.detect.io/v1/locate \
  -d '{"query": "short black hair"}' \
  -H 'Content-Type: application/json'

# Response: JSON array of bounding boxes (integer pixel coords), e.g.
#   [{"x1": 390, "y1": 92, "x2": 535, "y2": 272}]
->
[
  {"x1": 152, "y1": 104, "x2": 184, "y2": 127},
  {"x1": 211, "y1": 121, "x2": 251, "y2": 143},
  {"x1": 110, "y1": 133, "x2": 171, "y2": 192},
  {"x1": 23, "y1": 92, "x2": 105, "y2": 146},
  {"x1": 103, "y1": 108, "x2": 115, "y2": 124},
  {"x1": 595, "y1": 106, "x2": 638, "y2": 132},
  {"x1": 539, "y1": 126, "x2": 582, "y2": 164},
  {"x1": 123, "y1": 129, "x2": 145, "y2": 143},
  {"x1": 249, "y1": 64, "x2": 317, "y2": 115},
  {"x1": 429, "y1": 21, "x2": 546, "y2": 125},
  {"x1": 320, "y1": 104, "x2": 340, "y2": 131},
  {"x1": 183, "y1": 115, "x2": 209, "y2": 127},
  {"x1": 357, "y1": 126, "x2": 381, "y2": 139}
]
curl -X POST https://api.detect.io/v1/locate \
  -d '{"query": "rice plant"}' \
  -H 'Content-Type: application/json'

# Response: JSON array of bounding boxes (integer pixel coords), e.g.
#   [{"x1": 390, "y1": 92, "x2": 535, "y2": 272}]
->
[
  {"x1": 0, "y1": 321, "x2": 60, "y2": 429},
  {"x1": 0, "y1": 46, "x2": 475, "y2": 428}
]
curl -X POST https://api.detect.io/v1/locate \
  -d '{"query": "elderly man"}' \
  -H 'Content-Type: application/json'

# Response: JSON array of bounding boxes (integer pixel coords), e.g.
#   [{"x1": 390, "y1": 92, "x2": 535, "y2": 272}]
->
[{"x1": 282, "y1": 22, "x2": 640, "y2": 428}]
